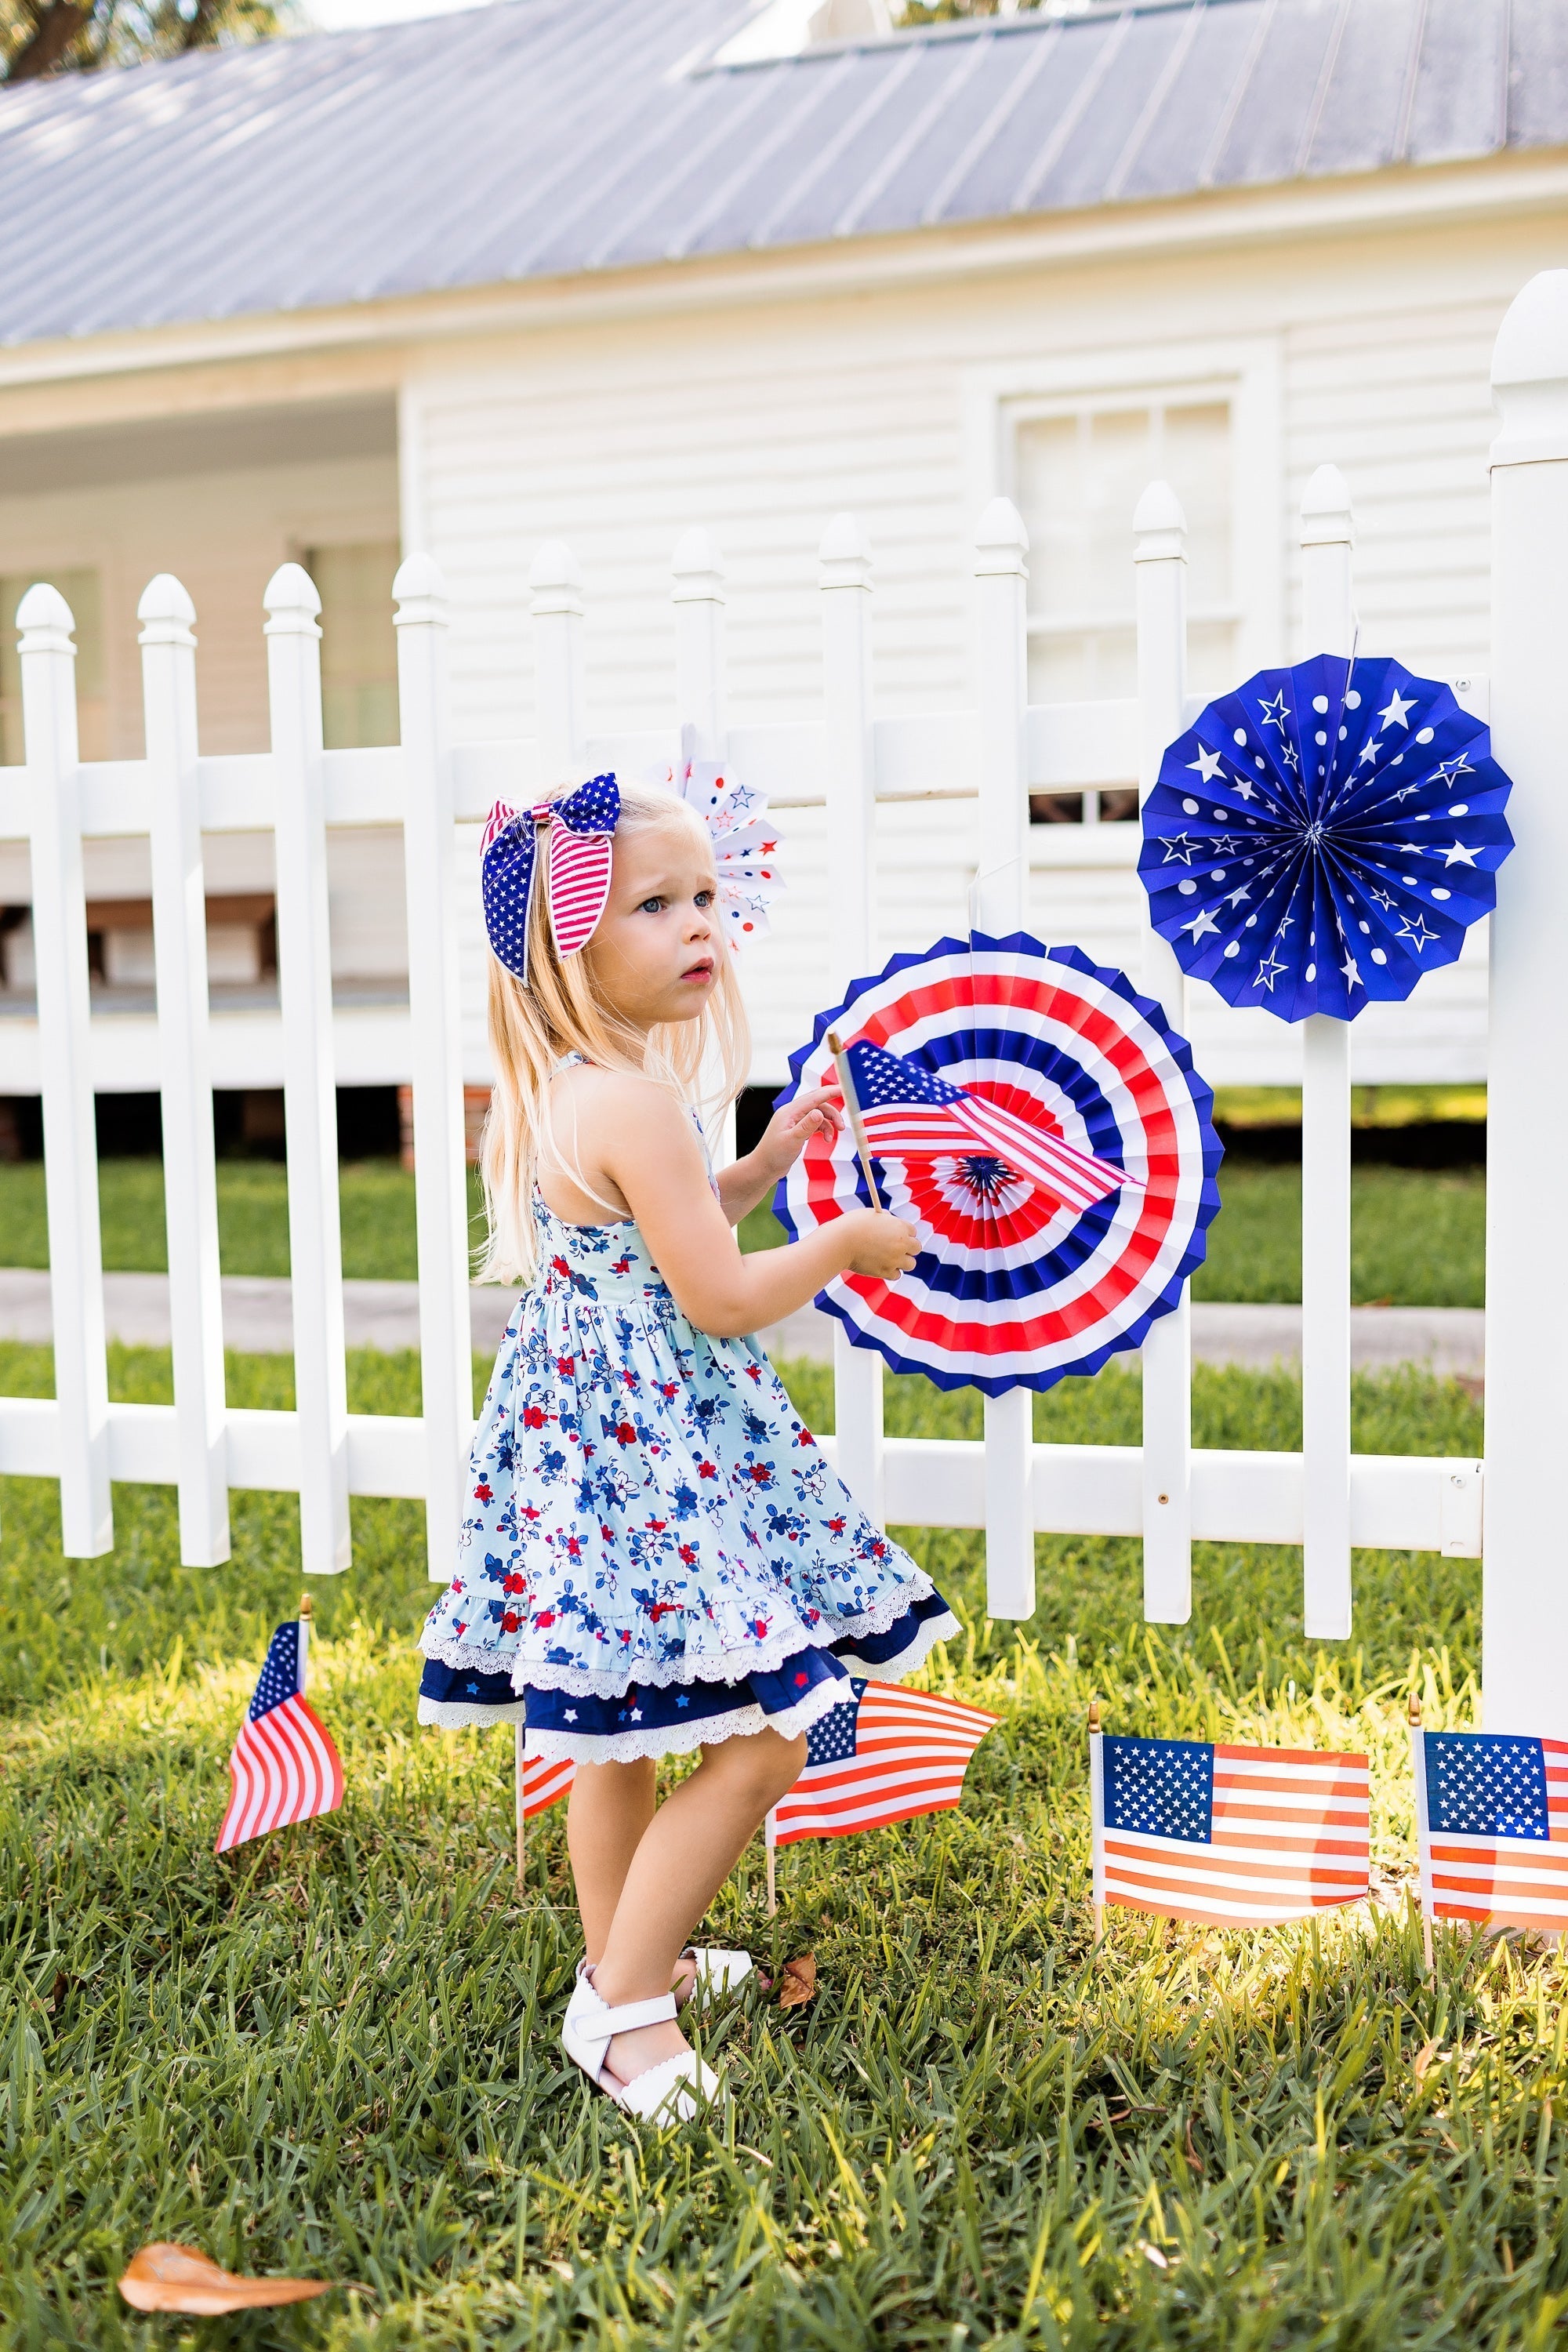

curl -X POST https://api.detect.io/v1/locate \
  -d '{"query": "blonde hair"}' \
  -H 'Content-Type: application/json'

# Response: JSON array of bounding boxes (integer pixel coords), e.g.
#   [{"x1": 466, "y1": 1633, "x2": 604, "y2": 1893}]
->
[{"x1": 477, "y1": 779, "x2": 750, "y2": 1283}]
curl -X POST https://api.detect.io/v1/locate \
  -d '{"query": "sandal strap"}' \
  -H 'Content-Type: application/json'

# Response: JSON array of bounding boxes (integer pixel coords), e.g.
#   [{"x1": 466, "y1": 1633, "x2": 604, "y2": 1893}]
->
[{"x1": 574, "y1": 1989, "x2": 678, "y2": 2042}]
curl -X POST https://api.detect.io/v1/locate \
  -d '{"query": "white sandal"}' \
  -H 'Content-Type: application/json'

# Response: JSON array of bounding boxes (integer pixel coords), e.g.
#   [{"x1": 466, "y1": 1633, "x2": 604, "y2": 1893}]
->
[
  {"x1": 677, "y1": 1947, "x2": 753, "y2": 1999},
  {"x1": 561, "y1": 1964, "x2": 724, "y2": 2122}
]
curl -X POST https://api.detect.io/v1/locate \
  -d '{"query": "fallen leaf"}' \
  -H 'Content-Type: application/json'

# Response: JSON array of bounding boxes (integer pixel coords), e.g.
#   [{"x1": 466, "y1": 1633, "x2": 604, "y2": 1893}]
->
[
  {"x1": 118, "y1": 2245, "x2": 334, "y2": 2315},
  {"x1": 778, "y1": 1952, "x2": 816, "y2": 2009},
  {"x1": 1413, "y1": 2038, "x2": 1444, "y2": 2088}
]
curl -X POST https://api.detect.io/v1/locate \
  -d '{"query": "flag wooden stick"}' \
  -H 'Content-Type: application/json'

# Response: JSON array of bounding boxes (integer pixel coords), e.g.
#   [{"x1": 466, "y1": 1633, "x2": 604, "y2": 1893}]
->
[
  {"x1": 514, "y1": 1722, "x2": 527, "y2": 1892},
  {"x1": 765, "y1": 1808, "x2": 778, "y2": 1915},
  {"x1": 825, "y1": 1029, "x2": 884, "y2": 1214},
  {"x1": 1088, "y1": 1697, "x2": 1105, "y2": 1943},
  {"x1": 297, "y1": 1592, "x2": 313, "y2": 1691},
  {"x1": 1410, "y1": 1691, "x2": 1433, "y2": 1974}
]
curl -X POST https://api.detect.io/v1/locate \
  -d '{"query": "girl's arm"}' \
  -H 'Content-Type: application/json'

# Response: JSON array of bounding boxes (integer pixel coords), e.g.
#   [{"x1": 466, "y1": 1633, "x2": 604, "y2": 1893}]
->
[
  {"x1": 713, "y1": 1086, "x2": 840, "y2": 1228},
  {"x1": 590, "y1": 1077, "x2": 916, "y2": 1338}
]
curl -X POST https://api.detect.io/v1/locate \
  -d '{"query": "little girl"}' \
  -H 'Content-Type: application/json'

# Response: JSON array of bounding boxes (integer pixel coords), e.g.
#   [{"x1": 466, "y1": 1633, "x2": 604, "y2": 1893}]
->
[{"x1": 417, "y1": 774, "x2": 958, "y2": 2122}]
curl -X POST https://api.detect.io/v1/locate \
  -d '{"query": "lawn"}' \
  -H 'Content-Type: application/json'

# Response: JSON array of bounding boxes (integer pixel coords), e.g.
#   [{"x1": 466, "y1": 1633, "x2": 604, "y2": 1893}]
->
[
  {"x1": 0, "y1": 1158, "x2": 1488, "y2": 1307},
  {"x1": 8, "y1": 1345, "x2": 1567, "y2": 2348}
]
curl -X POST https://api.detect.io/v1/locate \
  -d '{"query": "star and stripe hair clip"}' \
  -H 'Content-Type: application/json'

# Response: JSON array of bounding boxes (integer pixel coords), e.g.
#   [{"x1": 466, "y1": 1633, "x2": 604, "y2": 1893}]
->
[
  {"x1": 480, "y1": 773, "x2": 619, "y2": 981},
  {"x1": 652, "y1": 725, "x2": 784, "y2": 952}
]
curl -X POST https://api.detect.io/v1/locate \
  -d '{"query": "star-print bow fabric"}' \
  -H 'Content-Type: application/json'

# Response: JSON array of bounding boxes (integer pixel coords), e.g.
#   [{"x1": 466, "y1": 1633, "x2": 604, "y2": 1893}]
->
[
  {"x1": 648, "y1": 725, "x2": 784, "y2": 950},
  {"x1": 1138, "y1": 654, "x2": 1514, "y2": 1022},
  {"x1": 481, "y1": 773, "x2": 620, "y2": 981}
]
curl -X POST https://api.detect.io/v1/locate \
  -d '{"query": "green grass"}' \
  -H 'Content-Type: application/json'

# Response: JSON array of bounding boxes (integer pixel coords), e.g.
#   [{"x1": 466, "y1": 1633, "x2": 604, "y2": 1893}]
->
[
  {"x1": 0, "y1": 1160, "x2": 1490, "y2": 1307},
  {"x1": 10, "y1": 1345, "x2": 1568, "y2": 2347}
]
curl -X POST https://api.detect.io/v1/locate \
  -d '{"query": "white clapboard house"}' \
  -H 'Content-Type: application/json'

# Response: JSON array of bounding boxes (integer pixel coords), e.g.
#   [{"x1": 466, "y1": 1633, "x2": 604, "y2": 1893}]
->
[{"x1": 1, "y1": 0, "x2": 1564, "y2": 1119}]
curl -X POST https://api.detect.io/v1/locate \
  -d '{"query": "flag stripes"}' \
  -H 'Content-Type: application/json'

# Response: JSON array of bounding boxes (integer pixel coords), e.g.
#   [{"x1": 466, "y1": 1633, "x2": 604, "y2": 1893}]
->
[
  {"x1": 521, "y1": 1750, "x2": 575, "y2": 1819},
  {"x1": 771, "y1": 1682, "x2": 996, "y2": 1846},
  {"x1": 1092, "y1": 1738, "x2": 1370, "y2": 1928},
  {"x1": 215, "y1": 1692, "x2": 343, "y2": 1854}
]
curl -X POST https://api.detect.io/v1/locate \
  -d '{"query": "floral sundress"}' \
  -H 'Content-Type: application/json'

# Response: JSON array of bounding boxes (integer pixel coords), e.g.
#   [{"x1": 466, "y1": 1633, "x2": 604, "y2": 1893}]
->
[{"x1": 417, "y1": 1190, "x2": 957, "y2": 1764}]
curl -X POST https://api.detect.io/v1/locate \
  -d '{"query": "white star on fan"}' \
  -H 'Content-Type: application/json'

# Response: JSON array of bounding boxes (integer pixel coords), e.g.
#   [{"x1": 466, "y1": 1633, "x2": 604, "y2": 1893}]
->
[
  {"x1": 1390, "y1": 784, "x2": 1419, "y2": 803},
  {"x1": 1377, "y1": 687, "x2": 1416, "y2": 731},
  {"x1": 1356, "y1": 740, "x2": 1379, "y2": 768},
  {"x1": 1234, "y1": 779, "x2": 1257, "y2": 802},
  {"x1": 1399, "y1": 911, "x2": 1437, "y2": 952},
  {"x1": 1433, "y1": 752, "x2": 1475, "y2": 788},
  {"x1": 1443, "y1": 840, "x2": 1479, "y2": 868},
  {"x1": 1181, "y1": 906, "x2": 1221, "y2": 942},
  {"x1": 1160, "y1": 833, "x2": 1198, "y2": 865},
  {"x1": 1254, "y1": 945, "x2": 1287, "y2": 993},
  {"x1": 1225, "y1": 884, "x2": 1251, "y2": 908},
  {"x1": 1340, "y1": 951, "x2": 1361, "y2": 990},
  {"x1": 1258, "y1": 690, "x2": 1290, "y2": 733},
  {"x1": 1187, "y1": 746, "x2": 1224, "y2": 783}
]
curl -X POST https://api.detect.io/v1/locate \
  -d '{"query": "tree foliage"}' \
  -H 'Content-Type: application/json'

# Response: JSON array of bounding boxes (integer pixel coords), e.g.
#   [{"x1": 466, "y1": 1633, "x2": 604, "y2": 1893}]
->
[{"x1": 1, "y1": 0, "x2": 286, "y2": 85}]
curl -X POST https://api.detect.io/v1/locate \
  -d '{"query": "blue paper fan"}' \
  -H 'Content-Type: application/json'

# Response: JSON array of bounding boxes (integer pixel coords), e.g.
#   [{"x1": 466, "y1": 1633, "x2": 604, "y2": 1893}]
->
[{"x1": 1138, "y1": 653, "x2": 1513, "y2": 1022}]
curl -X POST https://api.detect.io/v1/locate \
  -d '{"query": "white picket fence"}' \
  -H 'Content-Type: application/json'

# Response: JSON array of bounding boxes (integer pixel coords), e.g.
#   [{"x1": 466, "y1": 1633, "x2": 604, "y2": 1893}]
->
[{"x1": 3, "y1": 274, "x2": 1566, "y2": 1730}]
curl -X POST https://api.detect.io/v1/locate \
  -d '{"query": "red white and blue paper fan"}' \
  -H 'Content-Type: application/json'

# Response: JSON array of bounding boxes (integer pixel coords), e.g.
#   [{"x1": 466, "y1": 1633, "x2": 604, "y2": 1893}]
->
[
  {"x1": 774, "y1": 933, "x2": 1222, "y2": 1396},
  {"x1": 647, "y1": 725, "x2": 783, "y2": 950},
  {"x1": 1140, "y1": 652, "x2": 1513, "y2": 1022}
]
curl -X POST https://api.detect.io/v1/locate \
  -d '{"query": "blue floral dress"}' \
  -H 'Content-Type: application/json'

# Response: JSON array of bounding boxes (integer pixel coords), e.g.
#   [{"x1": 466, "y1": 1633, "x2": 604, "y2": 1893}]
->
[{"x1": 418, "y1": 1193, "x2": 957, "y2": 1763}]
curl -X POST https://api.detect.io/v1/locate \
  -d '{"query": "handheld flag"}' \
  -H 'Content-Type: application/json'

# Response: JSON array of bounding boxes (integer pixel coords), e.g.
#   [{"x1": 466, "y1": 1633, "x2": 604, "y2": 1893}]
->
[
  {"x1": 215, "y1": 1615, "x2": 343, "y2": 1855},
  {"x1": 1413, "y1": 1724, "x2": 1568, "y2": 1936},
  {"x1": 843, "y1": 1037, "x2": 1136, "y2": 1214},
  {"x1": 520, "y1": 1743, "x2": 574, "y2": 1820},
  {"x1": 1090, "y1": 1732, "x2": 1370, "y2": 1928},
  {"x1": 768, "y1": 1679, "x2": 996, "y2": 1852}
]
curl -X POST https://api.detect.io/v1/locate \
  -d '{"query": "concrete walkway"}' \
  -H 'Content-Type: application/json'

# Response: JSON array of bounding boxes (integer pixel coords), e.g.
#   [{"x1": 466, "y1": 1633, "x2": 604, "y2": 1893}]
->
[{"x1": 0, "y1": 1268, "x2": 1486, "y2": 1377}]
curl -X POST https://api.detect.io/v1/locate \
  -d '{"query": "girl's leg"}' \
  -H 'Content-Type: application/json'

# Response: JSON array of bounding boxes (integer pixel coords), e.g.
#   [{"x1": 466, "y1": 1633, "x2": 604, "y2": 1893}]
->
[
  {"x1": 592, "y1": 1727, "x2": 806, "y2": 2086},
  {"x1": 566, "y1": 1758, "x2": 657, "y2": 1962}
]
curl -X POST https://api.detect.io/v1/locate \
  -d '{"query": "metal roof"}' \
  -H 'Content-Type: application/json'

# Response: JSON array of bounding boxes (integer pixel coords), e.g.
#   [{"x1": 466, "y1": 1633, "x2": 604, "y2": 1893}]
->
[{"x1": 0, "y1": 0, "x2": 1560, "y2": 350}]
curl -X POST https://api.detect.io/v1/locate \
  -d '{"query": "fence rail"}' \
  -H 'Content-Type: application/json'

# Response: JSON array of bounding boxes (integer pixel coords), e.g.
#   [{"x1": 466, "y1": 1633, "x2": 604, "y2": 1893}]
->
[{"x1": 5, "y1": 272, "x2": 1566, "y2": 1733}]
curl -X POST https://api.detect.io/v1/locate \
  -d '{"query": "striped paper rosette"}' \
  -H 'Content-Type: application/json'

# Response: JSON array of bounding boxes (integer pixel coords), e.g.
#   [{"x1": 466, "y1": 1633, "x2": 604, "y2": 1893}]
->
[{"x1": 774, "y1": 931, "x2": 1221, "y2": 1396}]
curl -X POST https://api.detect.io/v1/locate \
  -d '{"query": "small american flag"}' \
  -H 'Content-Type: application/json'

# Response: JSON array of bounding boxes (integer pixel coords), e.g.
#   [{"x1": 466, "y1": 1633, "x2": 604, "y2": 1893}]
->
[
  {"x1": 521, "y1": 1747, "x2": 575, "y2": 1819},
  {"x1": 215, "y1": 1621, "x2": 344, "y2": 1855},
  {"x1": 768, "y1": 1679, "x2": 996, "y2": 1848},
  {"x1": 1414, "y1": 1728, "x2": 1568, "y2": 1933},
  {"x1": 843, "y1": 1039, "x2": 1136, "y2": 1214},
  {"x1": 1091, "y1": 1734, "x2": 1370, "y2": 1926}
]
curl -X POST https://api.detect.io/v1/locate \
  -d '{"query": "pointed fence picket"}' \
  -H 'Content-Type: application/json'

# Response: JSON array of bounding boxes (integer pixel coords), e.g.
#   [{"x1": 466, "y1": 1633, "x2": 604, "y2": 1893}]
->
[{"x1": 9, "y1": 273, "x2": 1563, "y2": 1718}]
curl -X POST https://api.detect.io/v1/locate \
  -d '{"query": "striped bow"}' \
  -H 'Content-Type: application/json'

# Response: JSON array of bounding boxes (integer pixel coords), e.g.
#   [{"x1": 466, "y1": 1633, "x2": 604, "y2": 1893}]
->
[{"x1": 481, "y1": 773, "x2": 619, "y2": 980}]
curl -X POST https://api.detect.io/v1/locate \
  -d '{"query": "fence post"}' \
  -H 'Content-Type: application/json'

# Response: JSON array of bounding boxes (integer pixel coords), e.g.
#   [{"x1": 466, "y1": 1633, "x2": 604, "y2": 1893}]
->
[
  {"x1": 264, "y1": 562, "x2": 350, "y2": 1575},
  {"x1": 1133, "y1": 483, "x2": 1192, "y2": 1624},
  {"x1": 530, "y1": 542, "x2": 587, "y2": 779},
  {"x1": 18, "y1": 583, "x2": 111, "y2": 1557},
  {"x1": 1298, "y1": 463, "x2": 1356, "y2": 1641},
  {"x1": 673, "y1": 528, "x2": 726, "y2": 762},
  {"x1": 1484, "y1": 270, "x2": 1568, "y2": 1735},
  {"x1": 818, "y1": 514, "x2": 884, "y2": 1523},
  {"x1": 140, "y1": 573, "x2": 228, "y2": 1568},
  {"x1": 973, "y1": 497, "x2": 1035, "y2": 1619},
  {"x1": 394, "y1": 555, "x2": 471, "y2": 1584}
]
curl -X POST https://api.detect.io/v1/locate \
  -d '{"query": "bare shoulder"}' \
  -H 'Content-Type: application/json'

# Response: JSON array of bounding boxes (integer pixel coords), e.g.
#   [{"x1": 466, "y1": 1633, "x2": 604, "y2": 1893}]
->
[{"x1": 554, "y1": 1065, "x2": 698, "y2": 1152}]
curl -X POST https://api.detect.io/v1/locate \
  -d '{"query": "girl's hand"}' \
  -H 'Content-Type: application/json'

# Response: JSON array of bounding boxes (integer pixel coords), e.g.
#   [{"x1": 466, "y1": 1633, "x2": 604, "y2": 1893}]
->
[
  {"x1": 842, "y1": 1208, "x2": 920, "y2": 1279},
  {"x1": 748, "y1": 1087, "x2": 844, "y2": 1183}
]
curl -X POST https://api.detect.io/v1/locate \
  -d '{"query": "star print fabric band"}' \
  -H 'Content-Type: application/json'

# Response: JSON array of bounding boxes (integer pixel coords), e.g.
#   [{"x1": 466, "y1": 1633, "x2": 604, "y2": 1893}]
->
[
  {"x1": 1138, "y1": 652, "x2": 1513, "y2": 1022},
  {"x1": 481, "y1": 773, "x2": 620, "y2": 980}
]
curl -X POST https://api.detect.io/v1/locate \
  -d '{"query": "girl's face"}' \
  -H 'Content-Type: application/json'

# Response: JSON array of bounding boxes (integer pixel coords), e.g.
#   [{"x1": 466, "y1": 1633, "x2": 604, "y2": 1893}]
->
[{"x1": 581, "y1": 815, "x2": 723, "y2": 1033}]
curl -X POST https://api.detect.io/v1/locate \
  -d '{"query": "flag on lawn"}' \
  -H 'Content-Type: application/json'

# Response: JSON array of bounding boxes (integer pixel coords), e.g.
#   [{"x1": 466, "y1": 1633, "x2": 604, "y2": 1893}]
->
[
  {"x1": 215, "y1": 1620, "x2": 344, "y2": 1855},
  {"x1": 841, "y1": 1038, "x2": 1137, "y2": 1214},
  {"x1": 1091, "y1": 1733, "x2": 1370, "y2": 1927},
  {"x1": 768, "y1": 1679, "x2": 996, "y2": 1848},
  {"x1": 1413, "y1": 1727, "x2": 1568, "y2": 1933},
  {"x1": 521, "y1": 1747, "x2": 575, "y2": 1819}
]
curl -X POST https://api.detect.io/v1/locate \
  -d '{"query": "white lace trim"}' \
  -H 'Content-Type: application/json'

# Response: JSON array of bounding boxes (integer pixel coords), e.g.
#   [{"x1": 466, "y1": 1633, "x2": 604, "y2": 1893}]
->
[
  {"x1": 837, "y1": 1606, "x2": 960, "y2": 1682},
  {"x1": 417, "y1": 1697, "x2": 528, "y2": 1730},
  {"x1": 521, "y1": 1669, "x2": 849, "y2": 1766},
  {"x1": 419, "y1": 1573, "x2": 942, "y2": 1697}
]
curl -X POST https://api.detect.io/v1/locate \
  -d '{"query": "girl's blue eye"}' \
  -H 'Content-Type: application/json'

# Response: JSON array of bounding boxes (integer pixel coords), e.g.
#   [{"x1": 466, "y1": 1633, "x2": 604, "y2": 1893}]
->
[
  {"x1": 637, "y1": 897, "x2": 665, "y2": 914},
  {"x1": 695, "y1": 891, "x2": 714, "y2": 909}
]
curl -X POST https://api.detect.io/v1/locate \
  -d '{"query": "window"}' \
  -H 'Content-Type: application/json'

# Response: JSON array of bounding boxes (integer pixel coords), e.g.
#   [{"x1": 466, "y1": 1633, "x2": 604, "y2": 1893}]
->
[
  {"x1": 1013, "y1": 397, "x2": 1237, "y2": 706},
  {"x1": 0, "y1": 568, "x2": 107, "y2": 765},
  {"x1": 307, "y1": 541, "x2": 401, "y2": 750}
]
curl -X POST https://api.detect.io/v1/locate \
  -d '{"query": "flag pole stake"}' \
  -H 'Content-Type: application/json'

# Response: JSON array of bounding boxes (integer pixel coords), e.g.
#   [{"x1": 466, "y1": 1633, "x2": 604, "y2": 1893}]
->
[
  {"x1": 765, "y1": 1809, "x2": 778, "y2": 1915},
  {"x1": 297, "y1": 1592, "x2": 314, "y2": 1692},
  {"x1": 1410, "y1": 1691, "x2": 1433, "y2": 1974},
  {"x1": 514, "y1": 1722, "x2": 527, "y2": 1893},
  {"x1": 826, "y1": 1030, "x2": 884, "y2": 1213},
  {"x1": 1088, "y1": 1697, "x2": 1105, "y2": 1943}
]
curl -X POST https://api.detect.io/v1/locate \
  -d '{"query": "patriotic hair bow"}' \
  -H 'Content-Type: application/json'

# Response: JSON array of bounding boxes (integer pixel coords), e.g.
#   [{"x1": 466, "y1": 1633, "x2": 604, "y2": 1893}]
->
[{"x1": 481, "y1": 772, "x2": 619, "y2": 980}]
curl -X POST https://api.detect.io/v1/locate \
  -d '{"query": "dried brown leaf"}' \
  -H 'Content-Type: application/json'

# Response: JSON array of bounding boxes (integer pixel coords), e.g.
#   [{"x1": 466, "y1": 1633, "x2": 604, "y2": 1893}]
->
[
  {"x1": 118, "y1": 2244, "x2": 334, "y2": 2315},
  {"x1": 778, "y1": 1952, "x2": 817, "y2": 2009}
]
